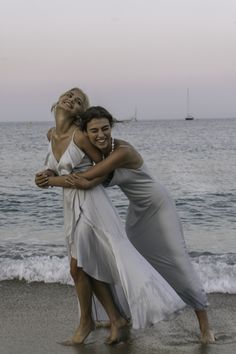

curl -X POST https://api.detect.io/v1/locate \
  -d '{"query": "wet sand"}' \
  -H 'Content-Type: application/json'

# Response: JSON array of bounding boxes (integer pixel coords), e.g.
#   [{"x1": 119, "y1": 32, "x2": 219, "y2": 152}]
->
[{"x1": 0, "y1": 280, "x2": 235, "y2": 354}]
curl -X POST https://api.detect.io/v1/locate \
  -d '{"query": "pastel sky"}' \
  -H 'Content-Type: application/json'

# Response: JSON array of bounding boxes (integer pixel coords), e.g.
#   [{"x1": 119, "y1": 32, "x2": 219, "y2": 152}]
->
[{"x1": 1, "y1": 0, "x2": 236, "y2": 121}]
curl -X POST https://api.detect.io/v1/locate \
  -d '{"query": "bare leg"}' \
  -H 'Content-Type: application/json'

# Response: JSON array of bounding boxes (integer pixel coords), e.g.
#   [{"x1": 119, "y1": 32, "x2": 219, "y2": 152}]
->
[
  {"x1": 65, "y1": 258, "x2": 127, "y2": 345},
  {"x1": 69, "y1": 258, "x2": 95, "y2": 344},
  {"x1": 91, "y1": 278, "x2": 128, "y2": 344},
  {"x1": 195, "y1": 309, "x2": 215, "y2": 344}
]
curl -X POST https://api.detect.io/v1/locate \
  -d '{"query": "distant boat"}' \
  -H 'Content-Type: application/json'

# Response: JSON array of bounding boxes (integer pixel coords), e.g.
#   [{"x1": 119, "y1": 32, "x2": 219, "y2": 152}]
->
[
  {"x1": 185, "y1": 115, "x2": 194, "y2": 121},
  {"x1": 185, "y1": 88, "x2": 194, "y2": 120},
  {"x1": 130, "y1": 106, "x2": 138, "y2": 122},
  {"x1": 118, "y1": 106, "x2": 138, "y2": 122}
]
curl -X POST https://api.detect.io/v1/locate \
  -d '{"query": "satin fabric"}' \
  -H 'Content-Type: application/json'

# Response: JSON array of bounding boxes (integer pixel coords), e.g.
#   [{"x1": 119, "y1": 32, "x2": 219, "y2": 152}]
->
[{"x1": 108, "y1": 163, "x2": 208, "y2": 310}]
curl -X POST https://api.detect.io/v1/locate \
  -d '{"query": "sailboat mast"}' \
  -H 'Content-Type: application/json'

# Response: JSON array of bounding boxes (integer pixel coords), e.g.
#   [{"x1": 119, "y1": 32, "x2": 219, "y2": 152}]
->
[
  {"x1": 185, "y1": 88, "x2": 194, "y2": 120},
  {"x1": 134, "y1": 105, "x2": 137, "y2": 121},
  {"x1": 187, "y1": 88, "x2": 190, "y2": 116}
]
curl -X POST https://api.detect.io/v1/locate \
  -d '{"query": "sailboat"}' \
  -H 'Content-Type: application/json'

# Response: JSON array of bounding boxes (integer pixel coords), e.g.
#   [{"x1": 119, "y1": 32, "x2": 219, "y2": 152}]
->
[
  {"x1": 185, "y1": 88, "x2": 194, "y2": 120},
  {"x1": 119, "y1": 106, "x2": 138, "y2": 122},
  {"x1": 130, "y1": 106, "x2": 138, "y2": 122}
]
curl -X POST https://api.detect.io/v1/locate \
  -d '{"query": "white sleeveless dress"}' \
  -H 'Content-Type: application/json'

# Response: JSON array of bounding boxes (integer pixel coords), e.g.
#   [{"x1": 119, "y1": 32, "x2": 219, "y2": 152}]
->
[
  {"x1": 107, "y1": 163, "x2": 208, "y2": 310},
  {"x1": 44, "y1": 138, "x2": 185, "y2": 329}
]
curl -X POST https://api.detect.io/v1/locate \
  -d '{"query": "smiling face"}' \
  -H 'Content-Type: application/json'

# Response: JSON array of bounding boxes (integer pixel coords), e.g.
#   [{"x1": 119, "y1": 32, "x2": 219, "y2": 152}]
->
[
  {"x1": 85, "y1": 118, "x2": 112, "y2": 153},
  {"x1": 57, "y1": 89, "x2": 86, "y2": 116}
]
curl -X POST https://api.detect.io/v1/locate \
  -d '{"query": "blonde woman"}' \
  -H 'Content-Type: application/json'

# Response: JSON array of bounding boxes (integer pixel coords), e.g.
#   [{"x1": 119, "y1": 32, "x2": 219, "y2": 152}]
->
[{"x1": 35, "y1": 91, "x2": 185, "y2": 345}]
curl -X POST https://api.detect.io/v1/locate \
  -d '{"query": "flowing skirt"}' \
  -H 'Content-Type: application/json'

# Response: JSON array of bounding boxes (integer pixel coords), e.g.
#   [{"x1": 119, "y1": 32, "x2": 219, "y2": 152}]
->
[{"x1": 63, "y1": 185, "x2": 185, "y2": 329}]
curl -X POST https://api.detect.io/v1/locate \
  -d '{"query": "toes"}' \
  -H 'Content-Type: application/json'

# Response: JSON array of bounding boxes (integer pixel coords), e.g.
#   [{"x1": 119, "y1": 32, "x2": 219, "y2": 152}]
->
[
  {"x1": 105, "y1": 337, "x2": 119, "y2": 345},
  {"x1": 105, "y1": 330, "x2": 129, "y2": 345}
]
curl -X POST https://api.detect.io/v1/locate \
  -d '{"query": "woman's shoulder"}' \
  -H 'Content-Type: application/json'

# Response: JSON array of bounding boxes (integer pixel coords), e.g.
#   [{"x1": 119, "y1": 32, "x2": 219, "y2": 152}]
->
[
  {"x1": 116, "y1": 139, "x2": 134, "y2": 149},
  {"x1": 114, "y1": 139, "x2": 143, "y2": 167},
  {"x1": 73, "y1": 127, "x2": 92, "y2": 149},
  {"x1": 73, "y1": 126, "x2": 84, "y2": 141},
  {"x1": 47, "y1": 127, "x2": 54, "y2": 141}
]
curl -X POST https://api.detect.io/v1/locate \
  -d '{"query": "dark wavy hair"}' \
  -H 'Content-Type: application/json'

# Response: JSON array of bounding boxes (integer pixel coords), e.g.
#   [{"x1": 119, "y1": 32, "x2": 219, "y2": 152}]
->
[{"x1": 80, "y1": 106, "x2": 115, "y2": 131}]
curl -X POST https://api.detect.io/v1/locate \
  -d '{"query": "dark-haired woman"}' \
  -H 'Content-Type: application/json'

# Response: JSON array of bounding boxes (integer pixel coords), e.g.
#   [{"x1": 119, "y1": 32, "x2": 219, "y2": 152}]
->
[{"x1": 62, "y1": 106, "x2": 215, "y2": 344}]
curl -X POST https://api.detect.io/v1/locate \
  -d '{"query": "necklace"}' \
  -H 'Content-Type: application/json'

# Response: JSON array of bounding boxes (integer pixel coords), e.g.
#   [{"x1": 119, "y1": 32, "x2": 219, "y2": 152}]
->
[
  {"x1": 110, "y1": 137, "x2": 115, "y2": 154},
  {"x1": 101, "y1": 137, "x2": 114, "y2": 160}
]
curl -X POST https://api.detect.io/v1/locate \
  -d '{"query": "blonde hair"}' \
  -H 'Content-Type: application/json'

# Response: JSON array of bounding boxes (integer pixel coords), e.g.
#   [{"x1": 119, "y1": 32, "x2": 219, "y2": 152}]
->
[{"x1": 51, "y1": 87, "x2": 90, "y2": 113}]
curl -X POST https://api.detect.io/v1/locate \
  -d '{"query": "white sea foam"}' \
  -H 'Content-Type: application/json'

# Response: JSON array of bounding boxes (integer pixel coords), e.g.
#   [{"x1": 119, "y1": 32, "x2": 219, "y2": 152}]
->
[
  {"x1": 0, "y1": 256, "x2": 73, "y2": 285},
  {"x1": 0, "y1": 254, "x2": 235, "y2": 294},
  {"x1": 193, "y1": 255, "x2": 236, "y2": 294}
]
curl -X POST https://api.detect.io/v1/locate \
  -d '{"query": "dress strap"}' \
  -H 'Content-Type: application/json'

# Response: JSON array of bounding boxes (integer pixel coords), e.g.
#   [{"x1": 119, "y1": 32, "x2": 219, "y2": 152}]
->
[
  {"x1": 71, "y1": 128, "x2": 80, "y2": 144},
  {"x1": 72, "y1": 129, "x2": 77, "y2": 139}
]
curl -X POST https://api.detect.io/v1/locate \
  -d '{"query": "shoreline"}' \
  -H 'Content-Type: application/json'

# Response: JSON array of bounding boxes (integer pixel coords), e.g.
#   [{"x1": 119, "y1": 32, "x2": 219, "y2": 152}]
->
[{"x1": 0, "y1": 280, "x2": 236, "y2": 354}]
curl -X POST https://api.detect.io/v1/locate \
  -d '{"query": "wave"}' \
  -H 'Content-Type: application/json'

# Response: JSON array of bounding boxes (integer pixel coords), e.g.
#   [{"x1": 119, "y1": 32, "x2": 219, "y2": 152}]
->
[
  {"x1": 0, "y1": 251, "x2": 235, "y2": 294},
  {"x1": 191, "y1": 253, "x2": 236, "y2": 294},
  {"x1": 0, "y1": 255, "x2": 73, "y2": 285}
]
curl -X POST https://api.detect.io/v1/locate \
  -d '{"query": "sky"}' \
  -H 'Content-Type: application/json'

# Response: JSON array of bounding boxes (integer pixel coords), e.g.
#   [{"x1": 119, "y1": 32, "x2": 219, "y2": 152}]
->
[{"x1": 1, "y1": 0, "x2": 236, "y2": 121}]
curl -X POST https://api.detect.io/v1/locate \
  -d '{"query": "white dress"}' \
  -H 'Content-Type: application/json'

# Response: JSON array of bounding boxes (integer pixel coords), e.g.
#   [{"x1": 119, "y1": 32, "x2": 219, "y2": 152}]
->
[{"x1": 44, "y1": 137, "x2": 185, "y2": 329}]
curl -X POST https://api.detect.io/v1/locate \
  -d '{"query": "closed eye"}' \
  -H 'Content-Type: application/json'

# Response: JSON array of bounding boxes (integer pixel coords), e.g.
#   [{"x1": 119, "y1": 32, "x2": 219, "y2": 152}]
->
[{"x1": 75, "y1": 98, "x2": 82, "y2": 105}]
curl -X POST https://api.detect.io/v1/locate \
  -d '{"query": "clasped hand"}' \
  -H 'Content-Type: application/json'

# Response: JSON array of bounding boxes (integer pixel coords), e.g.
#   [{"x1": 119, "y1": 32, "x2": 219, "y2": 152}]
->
[{"x1": 35, "y1": 169, "x2": 55, "y2": 188}]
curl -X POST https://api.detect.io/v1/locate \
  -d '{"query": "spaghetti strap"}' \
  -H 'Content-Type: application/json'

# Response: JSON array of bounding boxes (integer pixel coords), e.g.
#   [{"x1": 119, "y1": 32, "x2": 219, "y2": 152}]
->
[{"x1": 71, "y1": 129, "x2": 77, "y2": 140}]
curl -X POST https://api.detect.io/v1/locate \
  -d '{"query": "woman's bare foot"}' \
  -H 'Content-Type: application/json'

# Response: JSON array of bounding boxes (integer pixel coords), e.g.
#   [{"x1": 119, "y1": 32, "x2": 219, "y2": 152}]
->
[
  {"x1": 200, "y1": 329, "x2": 215, "y2": 344},
  {"x1": 60, "y1": 319, "x2": 95, "y2": 346},
  {"x1": 72, "y1": 319, "x2": 95, "y2": 344},
  {"x1": 105, "y1": 317, "x2": 129, "y2": 345}
]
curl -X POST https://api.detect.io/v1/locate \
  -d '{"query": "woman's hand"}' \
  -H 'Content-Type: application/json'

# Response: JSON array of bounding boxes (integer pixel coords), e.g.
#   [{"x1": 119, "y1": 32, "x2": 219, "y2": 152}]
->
[
  {"x1": 65, "y1": 174, "x2": 92, "y2": 189},
  {"x1": 35, "y1": 169, "x2": 55, "y2": 188}
]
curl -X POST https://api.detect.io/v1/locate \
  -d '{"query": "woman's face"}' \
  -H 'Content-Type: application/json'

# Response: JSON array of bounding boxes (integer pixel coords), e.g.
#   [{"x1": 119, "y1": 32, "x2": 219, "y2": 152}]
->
[
  {"x1": 86, "y1": 118, "x2": 112, "y2": 152},
  {"x1": 57, "y1": 89, "x2": 85, "y2": 116}
]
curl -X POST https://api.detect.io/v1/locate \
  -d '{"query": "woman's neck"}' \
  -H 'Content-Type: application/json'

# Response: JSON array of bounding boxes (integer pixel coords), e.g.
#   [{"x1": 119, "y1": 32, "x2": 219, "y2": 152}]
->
[{"x1": 55, "y1": 108, "x2": 74, "y2": 135}]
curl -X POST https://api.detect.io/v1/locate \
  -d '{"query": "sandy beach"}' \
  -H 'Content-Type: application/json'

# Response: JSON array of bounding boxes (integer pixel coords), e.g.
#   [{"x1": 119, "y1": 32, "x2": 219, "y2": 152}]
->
[{"x1": 0, "y1": 280, "x2": 235, "y2": 354}]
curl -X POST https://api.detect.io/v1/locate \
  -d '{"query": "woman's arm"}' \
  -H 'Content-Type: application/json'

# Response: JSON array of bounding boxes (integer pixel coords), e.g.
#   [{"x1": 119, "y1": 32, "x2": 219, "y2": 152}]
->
[
  {"x1": 47, "y1": 175, "x2": 70, "y2": 188},
  {"x1": 74, "y1": 130, "x2": 102, "y2": 164},
  {"x1": 41, "y1": 143, "x2": 138, "y2": 189},
  {"x1": 35, "y1": 128, "x2": 56, "y2": 188},
  {"x1": 74, "y1": 146, "x2": 137, "y2": 180},
  {"x1": 35, "y1": 128, "x2": 104, "y2": 189},
  {"x1": 35, "y1": 173, "x2": 79, "y2": 189},
  {"x1": 38, "y1": 174, "x2": 106, "y2": 189},
  {"x1": 65, "y1": 144, "x2": 141, "y2": 190},
  {"x1": 43, "y1": 148, "x2": 127, "y2": 189},
  {"x1": 62, "y1": 174, "x2": 106, "y2": 189}
]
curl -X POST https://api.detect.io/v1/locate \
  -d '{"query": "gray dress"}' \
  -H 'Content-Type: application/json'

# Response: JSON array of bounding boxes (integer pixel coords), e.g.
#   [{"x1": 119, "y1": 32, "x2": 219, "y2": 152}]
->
[{"x1": 108, "y1": 162, "x2": 208, "y2": 310}]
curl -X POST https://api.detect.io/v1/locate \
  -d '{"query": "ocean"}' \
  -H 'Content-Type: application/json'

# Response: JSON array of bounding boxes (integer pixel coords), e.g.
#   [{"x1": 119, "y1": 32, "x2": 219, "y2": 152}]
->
[{"x1": 0, "y1": 119, "x2": 235, "y2": 293}]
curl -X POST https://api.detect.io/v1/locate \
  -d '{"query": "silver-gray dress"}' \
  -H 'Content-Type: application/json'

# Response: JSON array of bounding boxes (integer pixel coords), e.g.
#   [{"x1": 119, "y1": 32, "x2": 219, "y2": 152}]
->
[{"x1": 108, "y1": 163, "x2": 208, "y2": 310}]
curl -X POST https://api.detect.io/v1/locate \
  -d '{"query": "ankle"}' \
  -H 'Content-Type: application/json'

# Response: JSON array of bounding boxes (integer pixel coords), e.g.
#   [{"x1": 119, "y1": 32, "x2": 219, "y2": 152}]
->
[
  {"x1": 80, "y1": 316, "x2": 93, "y2": 326},
  {"x1": 111, "y1": 316, "x2": 126, "y2": 326}
]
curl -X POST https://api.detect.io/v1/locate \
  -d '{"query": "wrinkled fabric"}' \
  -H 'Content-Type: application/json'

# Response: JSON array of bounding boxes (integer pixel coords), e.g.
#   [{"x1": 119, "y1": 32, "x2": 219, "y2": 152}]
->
[
  {"x1": 108, "y1": 163, "x2": 208, "y2": 310},
  {"x1": 45, "y1": 139, "x2": 185, "y2": 329}
]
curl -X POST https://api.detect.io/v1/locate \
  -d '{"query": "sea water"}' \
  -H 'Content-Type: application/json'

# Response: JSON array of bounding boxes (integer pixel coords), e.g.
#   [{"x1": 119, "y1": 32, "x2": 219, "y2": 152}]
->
[{"x1": 0, "y1": 119, "x2": 235, "y2": 293}]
